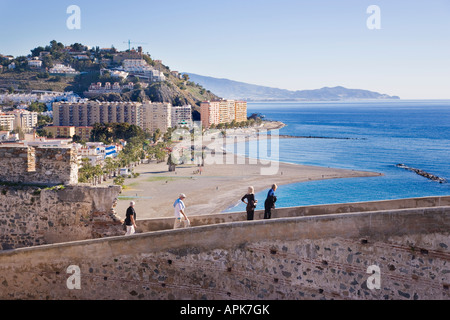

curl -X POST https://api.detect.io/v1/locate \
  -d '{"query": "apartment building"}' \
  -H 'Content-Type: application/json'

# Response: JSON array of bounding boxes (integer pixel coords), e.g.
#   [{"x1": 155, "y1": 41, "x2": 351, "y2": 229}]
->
[
  {"x1": 142, "y1": 102, "x2": 172, "y2": 134},
  {"x1": 200, "y1": 101, "x2": 220, "y2": 129},
  {"x1": 52, "y1": 101, "x2": 188, "y2": 135},
  {"x1": 53, "y1": 101, "x2": 143, "y2": 127},
  {"x1": 171, "y1": 105, "x2": 192, "y2": 128},
  {"x1": 11, "y1": 110, "x2": 38, "y2": 132},
  {"x1": 0, "y1": 110, "x2": 38, "y2": 132},
  {"x1": 200, "y1": 100, "x2": 247, "y2": 128},
  {"x1": 234, "y1": 100, "x2": 248, "y2": 123},
  {"x1": 43, "y1": 126, "x2": 93, "y2": 141},
  {"x1": 0, "y1": 113, "x2": 15, "y2": 131},
  {"x1": 44, "y1": 126, "x2": 76, "y2": 138}
]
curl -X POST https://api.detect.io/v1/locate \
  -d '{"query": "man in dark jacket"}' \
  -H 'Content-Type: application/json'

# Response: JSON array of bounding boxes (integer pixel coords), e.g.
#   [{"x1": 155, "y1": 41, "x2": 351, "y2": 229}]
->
[
  {"x1": 264, "y1": 184, "x2": 277, "y2": 219},
  {"x1": 124, "y1": 201, "x2": 137, "y2": 236}
]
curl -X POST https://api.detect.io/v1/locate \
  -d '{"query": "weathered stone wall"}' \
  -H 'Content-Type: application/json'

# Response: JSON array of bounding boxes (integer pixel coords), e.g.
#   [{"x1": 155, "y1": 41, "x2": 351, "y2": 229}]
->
[
  {"x1": 0, "y1": 185, "x2": 122, "y2": 250},
  {"x1": 0, "y1": 146, "x2": 78, "y2": 186},
  {"x1": 0, "y1": 205, "x2": 448, "y2": 300}
]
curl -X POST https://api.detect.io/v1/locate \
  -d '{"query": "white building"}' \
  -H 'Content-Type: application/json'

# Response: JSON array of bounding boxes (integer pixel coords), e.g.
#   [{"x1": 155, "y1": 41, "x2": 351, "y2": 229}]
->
[
  {"x1": 171, "y1": 105, "x2": 192, "y2": 128},
  {"x1": 121, "y1": 59, "x2": 153, "y2": 73},
  {"x1": 11, "y1": 110, "x2": 39, "y2": 132},
  {"x1": 49, "y1": 64, "x2": 79, "y2": 75},
  {"x1": 28, "y1": 59, "x2": 43, "y2": 68},
  {"x1": 0, "y1": 113, "x2": 15, "y2": 131}
]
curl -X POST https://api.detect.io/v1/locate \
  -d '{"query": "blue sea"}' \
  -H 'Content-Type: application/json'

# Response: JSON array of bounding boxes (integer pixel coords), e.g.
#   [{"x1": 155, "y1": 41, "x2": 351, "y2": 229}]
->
[{"x1": 226, "y1": 100, "x2": 450, "y2": 212}]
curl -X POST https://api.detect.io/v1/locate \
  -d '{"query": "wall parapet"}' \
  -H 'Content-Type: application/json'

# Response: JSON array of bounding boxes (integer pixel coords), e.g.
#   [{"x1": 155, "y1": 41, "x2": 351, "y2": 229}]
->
[
  {"x1": 136, "y1": 195, "x2": 450, "y2": 233},
  {"x1": 0, "y1": 146, "x2": 78, "y2": 186},
  {"x1": 0, "y1": 202, "x2": 448, "y2": 300}
]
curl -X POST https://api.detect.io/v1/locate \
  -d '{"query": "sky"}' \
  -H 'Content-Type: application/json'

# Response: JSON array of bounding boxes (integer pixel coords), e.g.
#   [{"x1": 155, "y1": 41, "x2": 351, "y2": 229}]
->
[{"x1": 0, "y1": 0, "x2": 449, "y2": 99}]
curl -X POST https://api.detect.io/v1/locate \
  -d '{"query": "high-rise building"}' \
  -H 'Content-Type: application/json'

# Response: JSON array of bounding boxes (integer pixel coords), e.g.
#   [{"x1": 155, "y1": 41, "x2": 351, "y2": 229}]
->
[
  {"x1": 200, "y1": 101, "x2": 220, "y2": 128},
  {"x1": 234, "y1": 101, "x2": 248, "y2": 123},
  {"x1": 200, "y1": 100, "x2": 247, "y2": 128},
  {"x1": 142, "y1": 102, "x2": 172, "y2": 134},
  {"x1": 53, "y1": 101, "x2": 143, "y2": 128},
  {"x1": 171, "y1": 105, "x2": 192, "y2": 128}
]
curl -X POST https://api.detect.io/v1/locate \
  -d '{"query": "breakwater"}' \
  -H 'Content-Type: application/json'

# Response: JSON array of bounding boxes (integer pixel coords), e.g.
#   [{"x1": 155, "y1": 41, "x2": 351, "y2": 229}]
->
[{"x1": 396, "y1": 164, "x2": 447, "y2": 183}]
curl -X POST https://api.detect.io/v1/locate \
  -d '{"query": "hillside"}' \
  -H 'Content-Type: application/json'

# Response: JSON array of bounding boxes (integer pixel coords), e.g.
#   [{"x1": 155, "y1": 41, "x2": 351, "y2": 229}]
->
[
  {"x1": 186, "y1": 73, "x2": 400, "y2": 101},
  {"x1": 0, "y1": 41, "x2": 219, "y2": 109}
]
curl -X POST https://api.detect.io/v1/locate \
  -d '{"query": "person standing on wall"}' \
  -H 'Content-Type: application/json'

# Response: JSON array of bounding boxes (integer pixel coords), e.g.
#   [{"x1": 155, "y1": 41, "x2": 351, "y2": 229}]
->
[
  {"x1": 125, "y1": 201, "x2": 137, "y2": 236},
  {"x1": 174, "y1": 194, "x2": 191, "y2": 229},
  {"x1": 241, "y1": 186, "x2": 258, "y2": 221},
  {"x1": 264, "y1": 184, "x2": 277, "y2": 219}
]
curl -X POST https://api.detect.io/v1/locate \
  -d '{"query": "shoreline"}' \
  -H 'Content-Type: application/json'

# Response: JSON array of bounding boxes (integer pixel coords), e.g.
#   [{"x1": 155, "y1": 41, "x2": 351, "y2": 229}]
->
[{"x1": 113, "y1": 121, "x2": 382, "y2": 220}]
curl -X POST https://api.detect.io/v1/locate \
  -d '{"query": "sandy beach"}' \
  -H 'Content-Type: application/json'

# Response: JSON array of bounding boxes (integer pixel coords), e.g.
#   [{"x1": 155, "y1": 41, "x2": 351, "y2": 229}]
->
[{"x1": 113, "y1": 121, "x2": 381, "y2": 220}]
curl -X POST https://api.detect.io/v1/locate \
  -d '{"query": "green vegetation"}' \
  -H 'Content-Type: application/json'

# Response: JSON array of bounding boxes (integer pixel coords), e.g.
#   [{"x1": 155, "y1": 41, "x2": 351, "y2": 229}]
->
[
  {"x1": 78, "y1": 122, "x2": 176, "y2": 186},
  {"x1": 1, "y1": 40, "x2": 219, "y2": 110}
]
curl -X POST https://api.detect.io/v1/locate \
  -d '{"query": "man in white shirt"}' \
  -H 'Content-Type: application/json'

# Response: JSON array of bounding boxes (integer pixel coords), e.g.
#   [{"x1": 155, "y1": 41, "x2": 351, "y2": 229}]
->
[{"x1": 173, "y1": 194, "x2": 190, "y2": 229}]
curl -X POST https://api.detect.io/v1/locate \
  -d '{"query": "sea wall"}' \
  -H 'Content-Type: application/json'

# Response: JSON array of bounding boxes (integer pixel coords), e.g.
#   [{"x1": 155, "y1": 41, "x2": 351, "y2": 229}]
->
[
  {"x1": 0, "y1": 185, "x2": 122, "y2": 250},
  {"x1": 0, "y1": 204, "x2": 448, "y2": 300},
  {"x1": 0, "y1": 146, "x2": 78, "y2": 186}
]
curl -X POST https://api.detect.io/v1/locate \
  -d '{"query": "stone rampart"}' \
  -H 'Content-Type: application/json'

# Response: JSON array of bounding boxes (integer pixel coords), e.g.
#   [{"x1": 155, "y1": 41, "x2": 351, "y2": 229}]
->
[
  {"x1": 0, "y1": 201, "x2": 448, "y2": 300},
  {"x1": 0, "y1": 146, "x2": 78, "y2": 186},
  {"x1": 137, "y1": 196, "x2": 450, "y2": 232},
  {"x1": 0, "y1": 185, "x2": 122, "y2": 250}
]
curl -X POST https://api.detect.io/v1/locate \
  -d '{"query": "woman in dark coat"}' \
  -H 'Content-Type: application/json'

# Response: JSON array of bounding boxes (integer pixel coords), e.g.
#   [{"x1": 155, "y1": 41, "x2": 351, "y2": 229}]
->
[{"x1": 241, "y1": 186, "x2": 258, "y2": 221}]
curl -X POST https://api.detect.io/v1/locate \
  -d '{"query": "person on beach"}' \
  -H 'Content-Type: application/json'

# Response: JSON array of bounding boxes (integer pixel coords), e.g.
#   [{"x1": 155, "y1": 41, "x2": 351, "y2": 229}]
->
[
  {"x1": 124, "y1": 201, "x2": 137, "y2": 236},
  {"x1": 264, "y1": 184, "x2": 277, "y2": 219},
  {"x1": 173, "y1": 194, "x2": 191, "y2": 229},
  {"x1": 241, "y1": 186, "x2": 258, "y2": 221}
]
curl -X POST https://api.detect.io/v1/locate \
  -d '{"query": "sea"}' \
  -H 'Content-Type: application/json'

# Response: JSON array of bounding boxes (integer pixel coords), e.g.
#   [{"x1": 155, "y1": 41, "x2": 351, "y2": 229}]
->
[{"x1": 225, "y1": 100, "x2": 450, "y2": 212}]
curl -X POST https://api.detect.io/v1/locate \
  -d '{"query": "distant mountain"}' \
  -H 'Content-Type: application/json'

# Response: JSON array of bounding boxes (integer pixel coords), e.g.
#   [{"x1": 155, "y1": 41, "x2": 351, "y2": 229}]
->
[{"x1": 186, "y1": 73, "x2": 400, "y2": 101}]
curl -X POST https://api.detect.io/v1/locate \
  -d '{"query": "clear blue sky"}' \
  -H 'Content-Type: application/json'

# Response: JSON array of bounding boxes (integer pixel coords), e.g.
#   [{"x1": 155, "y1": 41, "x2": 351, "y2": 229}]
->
[{"x1": 1, "y1": 0, "x2": 449, "y2": 99}]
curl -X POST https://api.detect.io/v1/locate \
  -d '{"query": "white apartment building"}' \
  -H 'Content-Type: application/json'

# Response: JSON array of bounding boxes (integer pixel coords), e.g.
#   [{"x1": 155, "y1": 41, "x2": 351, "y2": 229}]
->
[
  {"x1": 11, "y1": 110, "x2": 38, "y2": 132},
  {"x1": 0, "y1": 113, "x2": 15, "y2": 131},
  {"x1": 171, "y1": 105, "x2": 192, "y2": 128}
]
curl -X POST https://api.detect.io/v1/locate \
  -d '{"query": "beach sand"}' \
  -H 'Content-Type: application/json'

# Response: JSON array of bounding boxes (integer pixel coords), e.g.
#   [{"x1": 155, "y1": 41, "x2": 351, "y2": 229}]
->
[{"x1": 113, "y1": 122, "x2": 381, "y2": 220}]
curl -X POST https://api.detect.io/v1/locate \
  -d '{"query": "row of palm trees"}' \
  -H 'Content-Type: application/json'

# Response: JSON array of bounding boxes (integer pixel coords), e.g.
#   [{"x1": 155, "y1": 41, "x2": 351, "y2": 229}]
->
[{"x1": 78, "y1": 137, "x2": 171, "y2": 186}]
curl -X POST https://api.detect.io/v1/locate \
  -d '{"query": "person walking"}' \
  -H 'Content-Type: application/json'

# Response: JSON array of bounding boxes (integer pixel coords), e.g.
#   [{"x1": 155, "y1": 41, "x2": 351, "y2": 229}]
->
[
  {"x1": 264, "y1": 184, "x2": 277, "y2": 219},
  {"x1": 241, "y1": 186, "x2": 258, "y2": 221},
  {"x1": 173, "y1": 194, "x2": 191, "y2": 229},
  {"x1": 124, "y1": 201, "x2": 137, "y2": 236}
]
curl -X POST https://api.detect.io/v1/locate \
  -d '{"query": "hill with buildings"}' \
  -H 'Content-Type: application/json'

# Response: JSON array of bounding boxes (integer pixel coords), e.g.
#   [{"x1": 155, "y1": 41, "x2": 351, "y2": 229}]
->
[
  {"x1": 0, "y1": 41, "x2": 219, "y2": 109},
  {"x1": 186, "y1": 73, "x2": 400, "y2": 101}
]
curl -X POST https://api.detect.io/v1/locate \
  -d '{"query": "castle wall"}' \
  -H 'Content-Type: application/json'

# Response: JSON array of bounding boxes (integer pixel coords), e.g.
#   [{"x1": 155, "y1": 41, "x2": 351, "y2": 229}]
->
[
  {"x1": 0, "y1": 146, "x2": 78, "y2": 186},
  {"x1": 0, "y1": 204, "x2": 448, "y2": 300},
  {"x1": 0, "y1": 185, "x2": 122, "y2": 250},
  {"x1": 136, "y1": 196, "x2": 450, "y2": 233}
]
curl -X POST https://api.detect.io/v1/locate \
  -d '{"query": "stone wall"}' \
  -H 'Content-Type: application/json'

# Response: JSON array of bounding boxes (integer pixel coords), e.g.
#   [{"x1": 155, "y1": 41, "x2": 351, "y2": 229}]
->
[
  {"x1": 0, "y1": 146, "x2": 78, "y2": 186},
  {"x1": 136, "y1": 195, "x2": 450, "y2": 232},
  {"x1": 0, "y1": 204, "x2": 448, "y2": 300},
  {"x1": 0, "y1": 185, "x2": 122, "y2": 250}
]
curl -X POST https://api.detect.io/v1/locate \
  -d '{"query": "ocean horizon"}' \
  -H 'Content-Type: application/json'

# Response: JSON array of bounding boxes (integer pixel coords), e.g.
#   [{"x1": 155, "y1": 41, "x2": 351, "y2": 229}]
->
[{"x1": 225, "y1": 99, "x2": 450, "y2": 212}]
